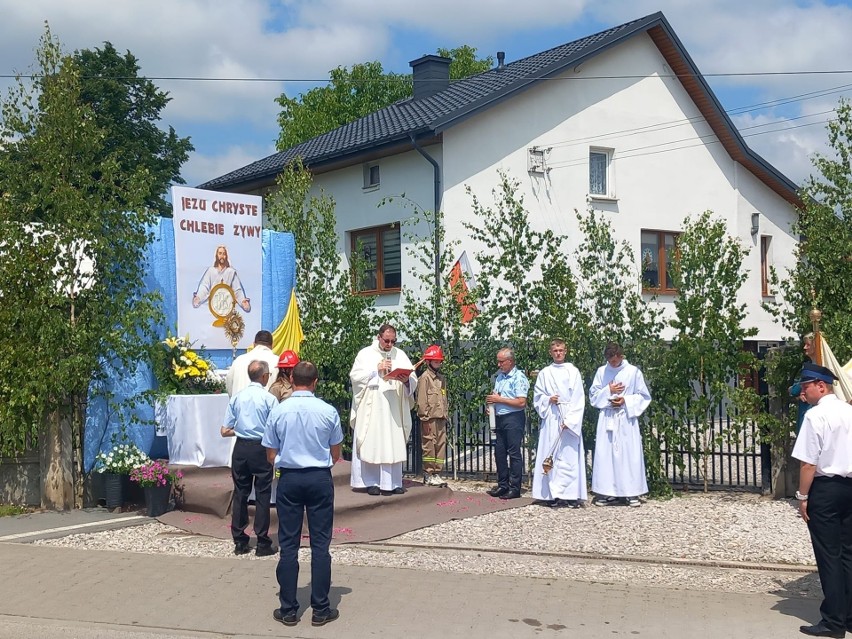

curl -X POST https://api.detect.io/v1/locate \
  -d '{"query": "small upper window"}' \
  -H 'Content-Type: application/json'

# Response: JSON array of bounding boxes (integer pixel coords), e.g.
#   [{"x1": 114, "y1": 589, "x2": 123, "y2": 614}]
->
[
  {"x1": 589, "y1": 148, "x2": 613, "y2": 197},
  {"x1": 363, "y1": 163, "x2": 380, "y2": 189}
]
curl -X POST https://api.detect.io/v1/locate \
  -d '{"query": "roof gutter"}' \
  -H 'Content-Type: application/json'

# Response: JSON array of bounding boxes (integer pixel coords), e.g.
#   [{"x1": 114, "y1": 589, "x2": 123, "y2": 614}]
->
[{"x1": 409, "y1": 133, "x2": 443, "y2": 338}]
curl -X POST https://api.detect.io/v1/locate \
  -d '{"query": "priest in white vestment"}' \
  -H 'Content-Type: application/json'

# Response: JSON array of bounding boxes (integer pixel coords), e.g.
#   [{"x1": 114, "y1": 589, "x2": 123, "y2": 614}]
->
[
  {"x1": 532, "y1": 340, "x2": 587, "y2": 508},
  {"x1": 590, "y1": 342, "x2": 651, "y2": 506},
  {"x1": 349, "y1": 324, "x2": 417, "y2": 495}
]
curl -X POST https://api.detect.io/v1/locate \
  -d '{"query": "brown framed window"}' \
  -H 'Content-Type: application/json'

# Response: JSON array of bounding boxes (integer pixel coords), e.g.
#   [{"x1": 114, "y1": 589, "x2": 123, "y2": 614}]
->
[
  {"x1": 350, "y1": 223, "x2": 401, "y2": 294},
  {"x1": 760, "y1": 235, "x2": 771, "y2": 297},
  {"x1": 641, "y1": 230, "x2": 678, "y2": 293}
]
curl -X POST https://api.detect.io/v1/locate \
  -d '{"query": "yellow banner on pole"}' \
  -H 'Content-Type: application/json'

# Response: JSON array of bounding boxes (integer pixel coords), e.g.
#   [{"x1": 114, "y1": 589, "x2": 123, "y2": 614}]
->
[{"x1": 272, "y1": 290, "x2": 304, "y2": 355}]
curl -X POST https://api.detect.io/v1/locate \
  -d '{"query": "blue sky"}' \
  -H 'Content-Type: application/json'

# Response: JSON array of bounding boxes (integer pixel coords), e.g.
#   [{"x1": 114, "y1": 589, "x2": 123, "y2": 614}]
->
[{"x1": 2, "y1": 0, "x2": 852, "y2": 190}]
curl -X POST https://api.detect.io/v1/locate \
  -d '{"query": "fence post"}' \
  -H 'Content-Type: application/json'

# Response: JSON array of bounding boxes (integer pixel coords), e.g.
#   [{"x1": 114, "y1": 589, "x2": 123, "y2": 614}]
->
[
  {"x1": 760, "y1": 441, "x2": 772, "y2": 494},
  {"x1": 411, "y1": 414, "x2": 422, "y2": 477}
]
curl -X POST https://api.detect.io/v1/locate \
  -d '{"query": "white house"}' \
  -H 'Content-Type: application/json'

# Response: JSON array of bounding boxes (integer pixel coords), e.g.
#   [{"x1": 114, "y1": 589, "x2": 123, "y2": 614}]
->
[{"x1": 200, "y1": 12, "x2": 800, "y2": 345}]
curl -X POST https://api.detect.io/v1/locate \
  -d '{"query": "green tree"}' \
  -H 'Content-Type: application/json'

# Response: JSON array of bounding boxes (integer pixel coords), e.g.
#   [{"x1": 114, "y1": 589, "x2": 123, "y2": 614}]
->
[
  {"x1": 463, "y1": 171, "x2": 559, "y2": 362},
  {"x1": 461, "y1": 172, "x2": 582, "y2": 473},
  {"x1": 570, "y1": 207, "x2": 668, "y2": 496},
  {"x1": 0, "y1": 25, "x2": 160, "y2": 507},
  {"x1": 760, "y1": 98, "x2": 852, "y2": 485},
  {"x1": 276, "y1": 46, "x2": 493, "y2": 150},
  {"x1": 661, "y1": 211, "x2": 758, "y2": 492},
  {"x1": 770, "y1": 98, "x2": 852, "y2": 362},
  {"x1": 383, "y1": 196, "x2": 479, "y2": 478},
  {"x1": 73, "y1": 42, "x2": 194, "y2": 216},
  {"x1": 264, "y1": 160, "x2": 375, "y2": 417}
]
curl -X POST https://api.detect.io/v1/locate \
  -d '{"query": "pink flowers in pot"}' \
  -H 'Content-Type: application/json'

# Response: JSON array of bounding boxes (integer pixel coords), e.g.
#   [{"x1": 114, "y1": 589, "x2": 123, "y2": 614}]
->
[{"x1": 129, "y1": 460, "x2": 183, "y2": 488}]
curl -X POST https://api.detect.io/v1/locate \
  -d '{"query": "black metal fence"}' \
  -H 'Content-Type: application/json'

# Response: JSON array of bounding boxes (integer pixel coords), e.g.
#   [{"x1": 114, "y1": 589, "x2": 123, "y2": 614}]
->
[
  {"x1": 657, "y1": 413, "x2": 770, "y2": 493},
  {"x1": 397, "y1": 409, "x2": 769, "y2": 492}
]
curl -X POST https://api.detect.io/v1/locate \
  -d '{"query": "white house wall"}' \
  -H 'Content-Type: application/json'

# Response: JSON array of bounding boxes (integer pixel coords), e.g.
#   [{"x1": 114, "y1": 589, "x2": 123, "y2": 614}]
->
[
  {"x1": 310, "y1": 146, "x2": 440, "y2": 314},
  {"x1": 439, "y1": 33, "x2": 797, "y2": 341},
  {"x1": 310, "y1": 32, "x2": 797, "y2": 341},
  {"x1": 734, "y1": 164, "x2": 798, "y2": 341}
]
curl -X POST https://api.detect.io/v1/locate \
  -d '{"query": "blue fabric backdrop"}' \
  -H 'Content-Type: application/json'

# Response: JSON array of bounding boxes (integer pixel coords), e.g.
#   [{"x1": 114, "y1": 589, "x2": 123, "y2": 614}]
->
[{"x1": 83, "y1": 217, "x2": 295, "y2": 472}]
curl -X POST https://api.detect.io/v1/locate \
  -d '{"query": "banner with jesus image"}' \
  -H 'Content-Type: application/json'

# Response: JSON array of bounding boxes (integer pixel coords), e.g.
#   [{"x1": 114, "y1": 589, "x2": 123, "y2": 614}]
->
[{"x1": 172, "y1": 186, "x2": 263, "y2": 350}]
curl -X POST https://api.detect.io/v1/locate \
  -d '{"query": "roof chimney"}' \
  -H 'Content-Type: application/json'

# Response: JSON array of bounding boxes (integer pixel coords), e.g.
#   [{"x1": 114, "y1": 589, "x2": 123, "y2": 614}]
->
[
  {"x1": 497, "y1": 51, "x2": 505, "y2": 70},
  {"x1": 409, "y1": 54, "x2": 451, "y2": 100}
]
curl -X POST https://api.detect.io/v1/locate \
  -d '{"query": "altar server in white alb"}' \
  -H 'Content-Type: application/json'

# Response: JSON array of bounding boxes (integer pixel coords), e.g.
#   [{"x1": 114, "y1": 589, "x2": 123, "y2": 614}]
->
[
  {"x1": 532, "y1": 339, "x2": 586, "y2": 508},
  {"x1": 349, "y1": 324, "x2": 417, "y2": 495},
  {"x1": 590, "y1": 342, "x2": 651, "y2": 507}
]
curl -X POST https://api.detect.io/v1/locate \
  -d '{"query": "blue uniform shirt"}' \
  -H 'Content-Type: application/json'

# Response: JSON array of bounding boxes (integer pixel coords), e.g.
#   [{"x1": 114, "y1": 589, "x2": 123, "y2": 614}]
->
[
  {"x1": 262, "y1": 391, "x2": 344, "y2": 469},
  {"x1": 224, "y1": 382, "x2": 277, "y2": 440},
  {"x1": 493, "y1": 366, "x2": 530, "y2": 415}
]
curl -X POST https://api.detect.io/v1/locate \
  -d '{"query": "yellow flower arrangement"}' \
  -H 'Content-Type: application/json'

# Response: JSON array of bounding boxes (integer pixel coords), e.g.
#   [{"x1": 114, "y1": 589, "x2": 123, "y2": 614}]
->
[{"x1": 154, "y1": 333, "x2": 225, "y2": 395}]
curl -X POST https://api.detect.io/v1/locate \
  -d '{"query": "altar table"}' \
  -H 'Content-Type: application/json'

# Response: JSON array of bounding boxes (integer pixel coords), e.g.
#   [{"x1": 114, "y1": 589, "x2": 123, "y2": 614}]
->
[{"x1": 158, "y1": 394, "x2": 234, "y2": 467}]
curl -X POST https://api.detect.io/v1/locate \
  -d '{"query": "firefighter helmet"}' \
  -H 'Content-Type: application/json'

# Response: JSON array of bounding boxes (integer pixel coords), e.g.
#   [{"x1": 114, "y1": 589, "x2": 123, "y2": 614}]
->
[
  {"x1": 423, "y1": 345, "x2": 444, "y2": 362},
  {"x1": 277, "y1": 350, "x2": 300, "y2": 369}
]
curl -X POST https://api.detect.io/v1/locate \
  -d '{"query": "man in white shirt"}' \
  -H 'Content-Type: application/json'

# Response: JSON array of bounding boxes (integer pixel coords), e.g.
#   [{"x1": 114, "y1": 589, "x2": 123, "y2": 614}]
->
[
  {"x1": 225, "y1": 330, "x2": 279, "y2": 397},
  {"x1": 791, "y1": 362, "x2": 852, "y2": 638}
]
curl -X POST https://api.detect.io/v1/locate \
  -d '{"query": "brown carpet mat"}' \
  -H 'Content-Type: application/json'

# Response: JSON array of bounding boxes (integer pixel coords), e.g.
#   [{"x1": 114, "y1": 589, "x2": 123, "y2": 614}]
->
[{"x1": 159, "y1": 461, "x2": 532, "y2": 546}]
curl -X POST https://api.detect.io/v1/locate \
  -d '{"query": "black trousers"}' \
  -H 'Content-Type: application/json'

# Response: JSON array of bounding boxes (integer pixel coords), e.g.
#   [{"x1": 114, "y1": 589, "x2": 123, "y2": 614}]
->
[
  {"x1": 806, "y1": 475, "x2": 852, "y2": 631},
  {"x1": 276, "y1": 467, "x2": 335, "y2": 615},
  {"x1": 494, "y1": 411, "x2": 525, "y2": 492},
  {"x1": 230, "y1": 438, "x2": 273, "y2": 547}
]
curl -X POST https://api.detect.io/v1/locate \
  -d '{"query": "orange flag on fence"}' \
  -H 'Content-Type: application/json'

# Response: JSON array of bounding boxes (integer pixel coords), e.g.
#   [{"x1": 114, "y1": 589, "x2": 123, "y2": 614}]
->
[{"x1": 449, "y1": 250, "x2": 478, "y2": 324}]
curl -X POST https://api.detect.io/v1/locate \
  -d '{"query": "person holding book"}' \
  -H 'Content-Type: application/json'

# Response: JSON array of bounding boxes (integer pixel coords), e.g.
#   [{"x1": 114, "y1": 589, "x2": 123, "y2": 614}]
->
[
  {"x1": 349, "y1": 323, "x2": 417, "y2": 495},
  {"x1": 589, "y1": 342, "x2": 651, "y2": 507}
]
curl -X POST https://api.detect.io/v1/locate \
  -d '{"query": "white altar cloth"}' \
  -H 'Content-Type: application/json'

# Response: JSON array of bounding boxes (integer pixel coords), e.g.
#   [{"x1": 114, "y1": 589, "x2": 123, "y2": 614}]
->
[{"x1": 159, "y1": 394, "x2": 234, "y2": 467}]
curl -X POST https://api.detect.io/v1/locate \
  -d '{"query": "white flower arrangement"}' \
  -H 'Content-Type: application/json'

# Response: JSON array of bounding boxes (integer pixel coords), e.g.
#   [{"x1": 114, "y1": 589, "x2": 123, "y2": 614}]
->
[{"x1": 95, "y1": 441, "x2": 149, "y2": 475}]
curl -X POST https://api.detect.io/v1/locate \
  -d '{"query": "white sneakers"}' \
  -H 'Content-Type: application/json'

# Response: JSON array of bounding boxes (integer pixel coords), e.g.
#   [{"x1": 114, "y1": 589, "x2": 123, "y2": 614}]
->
[
  {"x1": 424, "y1": 474, "x2": 447, "y2": 487},
  {"x1": 594, "y1": 495, "x2": 642, "y2": 507}
]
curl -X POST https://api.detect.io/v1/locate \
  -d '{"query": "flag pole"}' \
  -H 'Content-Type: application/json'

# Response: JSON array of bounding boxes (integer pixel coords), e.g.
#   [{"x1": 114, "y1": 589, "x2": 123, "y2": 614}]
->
[{"x1": 809, "y1": 288, "x2": 823, "y2": 366}]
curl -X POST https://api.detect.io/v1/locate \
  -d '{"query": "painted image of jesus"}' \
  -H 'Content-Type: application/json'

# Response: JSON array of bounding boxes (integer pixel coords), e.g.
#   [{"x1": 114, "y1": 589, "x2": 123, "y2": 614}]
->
[{"x1": 192, "y1": 245, "x2": 251, "y2": 312}]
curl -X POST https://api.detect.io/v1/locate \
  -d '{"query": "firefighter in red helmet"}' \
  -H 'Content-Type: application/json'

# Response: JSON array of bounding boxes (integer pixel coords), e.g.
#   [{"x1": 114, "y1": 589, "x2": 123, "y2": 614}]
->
[
  {"x1": 416, "y1": 345, "x2": 449, "y2": 486},
  {"x1": 271, "y1": 350, "x2": 300, "y2": 402}
]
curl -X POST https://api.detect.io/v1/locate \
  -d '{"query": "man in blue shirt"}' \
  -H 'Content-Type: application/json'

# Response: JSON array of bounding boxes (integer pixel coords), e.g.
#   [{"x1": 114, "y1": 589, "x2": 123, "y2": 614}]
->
[
  {"x1": 486, "y1": 348, "x2": 530, "y2": 500},
  {"x1": 263, "y1": 361, "x2": 343, "y2": 628},
  {"x1": 220, "y1": 360, "x2": 278, "y2": 557}
]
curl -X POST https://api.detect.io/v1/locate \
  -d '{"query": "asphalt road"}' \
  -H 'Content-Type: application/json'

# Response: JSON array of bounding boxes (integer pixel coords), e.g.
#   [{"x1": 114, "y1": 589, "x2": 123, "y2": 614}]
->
[{"x1": 0, "y1": 541, "x2": 820, "y2": 638}]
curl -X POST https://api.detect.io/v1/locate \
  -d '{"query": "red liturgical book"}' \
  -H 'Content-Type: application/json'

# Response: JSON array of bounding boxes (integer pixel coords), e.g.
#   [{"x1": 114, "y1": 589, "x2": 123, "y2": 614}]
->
[{"x1": 383, "y1": 368, "x2": 413, "y2": 382}]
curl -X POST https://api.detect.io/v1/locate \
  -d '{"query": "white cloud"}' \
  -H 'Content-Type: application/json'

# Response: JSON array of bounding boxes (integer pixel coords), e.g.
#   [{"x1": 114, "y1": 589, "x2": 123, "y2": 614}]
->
[
  {"x1": 733, "y1": 103, "x2": 841, "y2": 186},
  {"x1": 2, "y1": 0, "x2": 850, "y2": 186},
  {"x1": 290, "y1": 0, "x2": 589, "y2": 41},
  {"x1": 181, "y1": 142, "x2": 277, "y2": 189},
  {"x1": 0, "y1": 0, "x2": 390, "y2": 127}
]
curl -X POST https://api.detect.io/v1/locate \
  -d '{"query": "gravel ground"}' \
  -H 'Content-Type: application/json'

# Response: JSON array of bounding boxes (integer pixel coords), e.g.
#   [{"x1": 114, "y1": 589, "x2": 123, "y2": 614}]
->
[{"x1": 33, "y1": 483, "x2": 822, "y2": 599}]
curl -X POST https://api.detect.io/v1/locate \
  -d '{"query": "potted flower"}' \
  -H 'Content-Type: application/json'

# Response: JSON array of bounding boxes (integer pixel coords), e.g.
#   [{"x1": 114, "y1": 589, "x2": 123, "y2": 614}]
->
[
  {"x1": 130, "y1": 460, "x2": 183, "y2": 517},
  {"x1": 94, "y1": 437, "x2": 149, "y2": 509},
  {"x1": 154, "y1": 333, "x2": 225, "y2": 396}
]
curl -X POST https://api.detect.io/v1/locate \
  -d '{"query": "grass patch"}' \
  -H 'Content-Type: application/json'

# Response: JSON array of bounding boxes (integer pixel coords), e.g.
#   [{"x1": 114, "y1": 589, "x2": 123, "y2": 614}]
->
[{"x1": 0, "y1": 504, "x2": 28, "y2": 517}]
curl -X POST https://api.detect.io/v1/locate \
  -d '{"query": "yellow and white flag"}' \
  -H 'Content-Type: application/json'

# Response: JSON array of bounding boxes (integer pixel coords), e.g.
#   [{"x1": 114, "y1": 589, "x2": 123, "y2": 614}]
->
[{"x1": 818, "y1": 335, "x2": 852, "y2": 402}]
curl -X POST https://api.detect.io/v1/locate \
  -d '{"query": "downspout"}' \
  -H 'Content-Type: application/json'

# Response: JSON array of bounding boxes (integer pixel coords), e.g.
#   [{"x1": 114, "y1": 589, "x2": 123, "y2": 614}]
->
[{"x1": 409, "y1": 133, "x2": 442, "y2": 338}]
